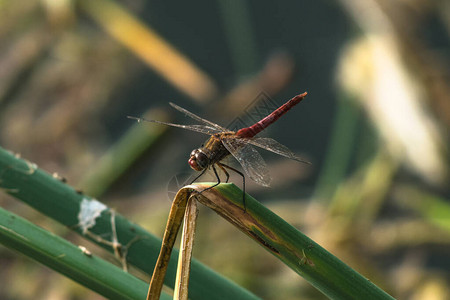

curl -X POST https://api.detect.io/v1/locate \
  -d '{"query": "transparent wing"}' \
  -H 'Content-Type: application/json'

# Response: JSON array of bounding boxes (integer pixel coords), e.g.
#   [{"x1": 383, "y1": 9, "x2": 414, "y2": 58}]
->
[
  {"x1": 245, "y1": 137, "x2": 311, "y2": 164},
  {"x1": 221, "y1": 137, "x2": 271, "y2": 187},
  {"x1": 127, "y1": 116, "x2": 222, "y2": 135},
  {"x1": 169, "y1": 102, "x2": 228, "y2": 131}
]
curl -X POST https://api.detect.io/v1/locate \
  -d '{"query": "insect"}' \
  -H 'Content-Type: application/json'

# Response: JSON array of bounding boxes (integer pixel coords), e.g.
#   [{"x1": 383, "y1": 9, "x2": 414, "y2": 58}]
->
[{"x1": 129, "y1": 92, "x2": 309, "y2": 208}]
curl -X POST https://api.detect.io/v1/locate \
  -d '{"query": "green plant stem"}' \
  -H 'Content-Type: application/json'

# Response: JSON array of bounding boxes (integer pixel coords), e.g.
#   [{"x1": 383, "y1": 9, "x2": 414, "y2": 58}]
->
[
  {"x1": 0, "y1": 206, "x2": 167, "y2": 300},
  {"x1": 193, "y1": 183, "x2": 395, "y2": 300}
]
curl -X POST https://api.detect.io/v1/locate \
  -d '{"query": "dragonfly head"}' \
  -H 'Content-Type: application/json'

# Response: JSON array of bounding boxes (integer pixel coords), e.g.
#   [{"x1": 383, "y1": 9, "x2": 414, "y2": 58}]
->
[{"x1": 188, "y1": 149, "x2": 209, "y2": 171}]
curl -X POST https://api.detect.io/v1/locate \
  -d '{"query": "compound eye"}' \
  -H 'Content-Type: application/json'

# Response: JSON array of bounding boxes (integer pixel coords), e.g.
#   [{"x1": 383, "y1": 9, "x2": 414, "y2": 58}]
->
[
  {"x1": 195, "y1": 151, "x2": 209, "y2": 169},
  {"x1": 188, "y1": 149, "x2": 209, "y2": 171}
]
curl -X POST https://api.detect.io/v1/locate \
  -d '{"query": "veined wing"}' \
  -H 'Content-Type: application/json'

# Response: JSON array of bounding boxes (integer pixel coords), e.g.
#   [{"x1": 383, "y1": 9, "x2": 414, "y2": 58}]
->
[
  {"x1": 127, "y1": 116, "x2": 222, "y2": 135},
  {"x1": 169, "y1": 102, "x2": 228, "y2": 131},
  {"x1": 222, "y1": 137, "x2": 271, "y2": 187},
  {"x1": 245, "y1": 137, "x2": 311, "y2": 164}
]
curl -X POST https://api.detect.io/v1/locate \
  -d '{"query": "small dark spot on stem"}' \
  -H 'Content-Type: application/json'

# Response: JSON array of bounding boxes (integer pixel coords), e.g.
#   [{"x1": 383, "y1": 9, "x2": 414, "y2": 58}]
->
[
  {"x1": 52, "y1": 172, "x2": 67, "y2": 183},
  {"x1": 248, "y1": 231, "x2": 279, "y2": 254}
]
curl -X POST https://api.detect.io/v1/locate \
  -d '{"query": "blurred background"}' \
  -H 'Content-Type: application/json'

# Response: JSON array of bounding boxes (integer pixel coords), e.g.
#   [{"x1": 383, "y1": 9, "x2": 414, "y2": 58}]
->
[{"x1": 0, "y1": 0, "x2": 449, "y2": 299}]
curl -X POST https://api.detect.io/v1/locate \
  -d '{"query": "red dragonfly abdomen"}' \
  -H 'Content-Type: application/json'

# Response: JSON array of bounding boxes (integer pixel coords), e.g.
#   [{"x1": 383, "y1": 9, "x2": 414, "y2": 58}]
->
[{"x1": 236, "y1": 92, "x2": 307, "y2": 138}]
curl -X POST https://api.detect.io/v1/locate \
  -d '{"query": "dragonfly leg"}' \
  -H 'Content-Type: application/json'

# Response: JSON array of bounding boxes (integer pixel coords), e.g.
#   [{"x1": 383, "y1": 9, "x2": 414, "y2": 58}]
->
[
  {"x1": 189, "y1": 168, "x2": 208, "y2": 185},
  {"x1": 191, "y1": 165, "x2": 247, "y2": 212},
  {"x1": 216, "y1": 163, "x2": 230, "y2": 183},
  {"x1": 209, "y1": 164, "x2": 222, "y2": 189},
  {"x1": 194, "y1": 165, "x2": 222, "y2": 195},
  {"x1": 218, "y1": 163, "x2": 246, "y2": 212}
]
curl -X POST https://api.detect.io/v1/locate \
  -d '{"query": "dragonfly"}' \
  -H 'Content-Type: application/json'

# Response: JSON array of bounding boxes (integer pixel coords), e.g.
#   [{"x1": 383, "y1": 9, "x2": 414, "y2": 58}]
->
[{"x1": 128, "y1": 92, "x2": 309, "y2": 208}]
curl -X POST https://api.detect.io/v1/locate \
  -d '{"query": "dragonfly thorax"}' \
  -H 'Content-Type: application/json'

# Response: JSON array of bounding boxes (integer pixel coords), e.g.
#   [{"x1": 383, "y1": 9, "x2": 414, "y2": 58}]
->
[{"x1": 188, "y1": 149, "x2": 210, "y2": 171}]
